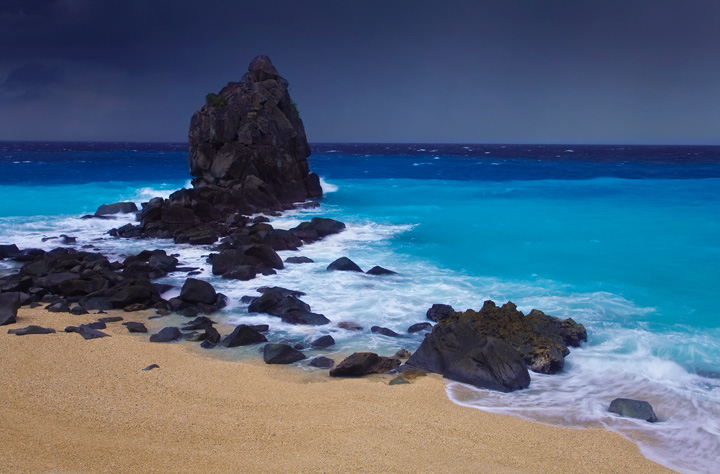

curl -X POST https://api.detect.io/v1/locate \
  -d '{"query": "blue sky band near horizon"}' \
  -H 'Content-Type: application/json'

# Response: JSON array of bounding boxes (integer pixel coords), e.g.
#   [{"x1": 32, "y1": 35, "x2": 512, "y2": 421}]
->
[{"x1": 0, "y1": 0, "x2": 719, "y2": 145}]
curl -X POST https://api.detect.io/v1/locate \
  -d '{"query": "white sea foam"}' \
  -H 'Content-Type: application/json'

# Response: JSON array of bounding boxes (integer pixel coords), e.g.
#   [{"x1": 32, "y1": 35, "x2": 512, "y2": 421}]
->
[
  {"x1": 319, "y1": 177, "x2": 338, "y2": 193},
  {"x1": 446, "y1": 326, "x2": 720, "y2": 474}
]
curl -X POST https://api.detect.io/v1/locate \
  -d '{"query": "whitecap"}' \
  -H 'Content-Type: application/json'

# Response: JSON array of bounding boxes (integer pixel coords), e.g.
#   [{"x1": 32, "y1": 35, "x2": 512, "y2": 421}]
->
[{"x1": 319, "y1": 177, "x2": 338, "y2": 193}]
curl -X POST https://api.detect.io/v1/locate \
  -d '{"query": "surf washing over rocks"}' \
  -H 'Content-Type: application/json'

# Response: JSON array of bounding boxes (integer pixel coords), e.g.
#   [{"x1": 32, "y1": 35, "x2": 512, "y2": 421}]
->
[{"x1": 1, "y1": 56, "x2": 720, "y2": 473}]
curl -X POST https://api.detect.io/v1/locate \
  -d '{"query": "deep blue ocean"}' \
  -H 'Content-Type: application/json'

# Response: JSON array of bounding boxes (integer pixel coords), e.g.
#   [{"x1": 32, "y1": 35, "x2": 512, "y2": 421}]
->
[{"x1": 1, "y1": 141, "x2": 719, "y2": 473}]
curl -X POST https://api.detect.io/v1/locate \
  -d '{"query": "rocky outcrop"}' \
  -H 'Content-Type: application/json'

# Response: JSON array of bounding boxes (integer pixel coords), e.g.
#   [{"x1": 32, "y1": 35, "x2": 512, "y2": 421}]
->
[
  {"x1": 189, "y1": 55, "x2": 322, "y2": 206},
  {"x1": 109, "y1": 56, "x2": 329, "y2": 245},
  {"x1": 0, "y1": 247, "x2": 171, "y2": 313},
  {"x1": 456, "y1": 301, "x2": 586, "y2": 374},
  {"x1": 406, "y1": 317, "x2": 530, "y2": 392},
  {"x1": 405, "y1": 300, "x2": 587, "y2": 391}
]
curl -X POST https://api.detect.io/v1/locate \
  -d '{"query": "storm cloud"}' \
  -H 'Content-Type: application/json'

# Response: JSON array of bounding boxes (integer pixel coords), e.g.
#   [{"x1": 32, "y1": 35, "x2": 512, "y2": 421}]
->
[{"x1": 1, "y1": 0, "x2": 719, "y2": 143}]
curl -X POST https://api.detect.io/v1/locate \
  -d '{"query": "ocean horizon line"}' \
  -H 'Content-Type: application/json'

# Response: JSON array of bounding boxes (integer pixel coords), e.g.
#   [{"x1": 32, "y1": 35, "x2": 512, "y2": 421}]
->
[{"x1": 2, "y1": 139, "x2": 720, "y2": 148}]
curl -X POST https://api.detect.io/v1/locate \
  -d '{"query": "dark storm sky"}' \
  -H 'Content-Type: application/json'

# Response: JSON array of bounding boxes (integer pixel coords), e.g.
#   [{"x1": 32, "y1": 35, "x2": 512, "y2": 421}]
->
[{"x1": 1, "y1": 0, "x2": 719, "y2": 144}]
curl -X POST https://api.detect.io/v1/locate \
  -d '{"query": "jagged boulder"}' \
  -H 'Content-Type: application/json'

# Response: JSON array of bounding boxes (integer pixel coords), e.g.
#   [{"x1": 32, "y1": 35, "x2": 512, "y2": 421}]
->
[
  {"x1": 455, "y1": 301, "x2": 587, "y2": 374},
  {"x1": 406, "y1": 317, "x2": 530, "y2": 392},
  {"x1": 188, "y1": 55, "x2": 322, "y2": 208}
]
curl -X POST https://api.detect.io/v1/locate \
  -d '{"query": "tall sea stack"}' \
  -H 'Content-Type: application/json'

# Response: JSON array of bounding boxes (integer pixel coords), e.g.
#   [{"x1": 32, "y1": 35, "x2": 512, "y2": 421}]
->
[
  {"x1": 110, "y1": 56, "x2": 323, "y2": 242},
  {"x1": 188, "y1": 55, "x2": 322, "y2": 208}
]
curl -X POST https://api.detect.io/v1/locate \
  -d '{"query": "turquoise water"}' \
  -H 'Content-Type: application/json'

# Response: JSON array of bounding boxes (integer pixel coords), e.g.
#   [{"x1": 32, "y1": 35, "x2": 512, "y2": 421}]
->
[{"x1": 1, "y1": 142, "x2": 719, "y2": 473}]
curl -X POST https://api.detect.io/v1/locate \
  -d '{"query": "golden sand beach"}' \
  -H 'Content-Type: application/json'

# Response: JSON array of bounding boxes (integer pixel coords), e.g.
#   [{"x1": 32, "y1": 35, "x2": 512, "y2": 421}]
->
[{"x1": 0, "y1": 308, "x2": 673, "y2": 473}]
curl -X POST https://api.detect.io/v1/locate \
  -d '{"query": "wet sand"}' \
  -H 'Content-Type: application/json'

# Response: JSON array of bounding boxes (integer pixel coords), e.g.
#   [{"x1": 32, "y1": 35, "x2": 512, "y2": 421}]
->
[{"x1": 0, "y1": 308, "x2": 674, "y2": 473}]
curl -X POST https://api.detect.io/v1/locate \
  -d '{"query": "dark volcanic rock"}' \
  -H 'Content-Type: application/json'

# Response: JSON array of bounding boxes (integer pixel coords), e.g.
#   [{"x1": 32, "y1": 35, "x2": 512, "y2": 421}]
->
[
  {"x1": 123, "y1": 321, "x2": 148, "y2": 333},
  {"x1": 202, "y1": 326, "x2": 221, "y2": 345},
  {"x1": 405, "y1": 317, "x2": 530, "y2": 392},
  {"x1": 149, "y1": 326, "x2": 182, "y2": 343},
  {"x1": 0, "y1": 291, "x2": 22, "y2": 325},
  {"x1": 98, "y1": 316, "x2": 124, "y2": 323},
  {"x1": 285, "y1": 256, "x2": 314, "y2": 264},
  {"x1": 12, "y1": 325, "x2": 56, "y2": 335},
  {"x1": 263, "y1": 343, "x2": 307, "y2": 364},
  {"x1": 371, "y1": 326, "x2": 403, "y2": 338},
  {"x1": 309, "y1": 356, "x2": 335, "y2": 368},
  {"x1": 222, "y1": 324, "x2": 268, "y2": 347},
  {"x1": 366, "y1": 266, "x2": 397, "y2": 275},
  {"x1": 109, "y1": 285, "x2": 153, "y2": 309},
  {"x1": 407, "y1": 322, "x2": 432, "y2": 333},
  {"x1": 0, "y1": 244, "x2": 21, "y2": 259},
  {"x1": 289, "y1": 217, "x2": 345, "y2": 243},
  {"x1": 337, "y1": 321, "x2": 363, "y2": 331},
  {"x1": 95, "y1": 202, "x2": 138, "y2": 216},
  {"x1": 426, "y1": 303, "x2": 456, "y2": 322},
  {"x1": 608, "y1": 398, "x2": 658, "y2": 422},
  {"x1": 247, "y1": 287, "x2": 330, "y2": 325},
  {"x1": 46, "y1": 301, "x2": 71, "y2": 313},
  {"x1": 65, "y1": 324, "x2": 111, "y2": 340},
  {"x1": 329, "y1": 352, "x2": 401, "y2": 377},
  {"x1": 188, "y1": 55, "x2": 322, "y2": 208},
  {"x1": 455, "y1": 301, "x2": 586, "y2": 374},
  {"x1": 310, "y1": 335, "x2": 335, "y2": 348},
  {"x1": 326, "y1": 257, "x2": 363, "y2": 273},
  {"x1": 179, "y1": 278, "x2": 217, "y2": 304},
  {"x1": 181, "y1": 316, "x2": 217, "y2": 331}
]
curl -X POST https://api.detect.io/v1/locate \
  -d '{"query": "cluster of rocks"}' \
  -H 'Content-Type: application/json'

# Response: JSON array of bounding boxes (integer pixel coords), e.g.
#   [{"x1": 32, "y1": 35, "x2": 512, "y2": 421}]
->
[
  {"x1": 325, "y1": 256, "x2": 396, "y2": 275},
  {"x1": 405, "y1": 301, "x2": 587, "y2": 392},
  {"x1": 0, "y1": 247, "x2": 176, "y2": 321}
]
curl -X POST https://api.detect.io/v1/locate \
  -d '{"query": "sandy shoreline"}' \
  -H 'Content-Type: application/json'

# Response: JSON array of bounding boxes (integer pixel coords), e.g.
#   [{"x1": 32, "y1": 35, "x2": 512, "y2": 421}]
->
[{"x1": 1, "y1": 308, "x2": 673, "y2": 473}]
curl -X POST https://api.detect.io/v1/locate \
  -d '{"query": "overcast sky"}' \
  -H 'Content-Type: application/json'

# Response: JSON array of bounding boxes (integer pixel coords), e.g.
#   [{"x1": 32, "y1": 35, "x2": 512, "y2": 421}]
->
[{"x1": 1, "y1": 0, "x2": 719, "y2": 144}]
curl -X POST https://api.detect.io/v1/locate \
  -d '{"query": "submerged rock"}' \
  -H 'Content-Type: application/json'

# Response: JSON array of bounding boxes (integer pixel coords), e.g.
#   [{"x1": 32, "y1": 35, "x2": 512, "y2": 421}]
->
[
  {"x1": 608, "y1": 398, "x2": 658, "y2": 422},
  {"x1": 366, "y1": 266, "x2": 397, "y2": 275},
  {"x1": 326, "y1": 257, "x2": 363, "y2": 272},
  {"x1": 309, "y1": 356, "x2": 335, "y2": 368},
  {"x1": 407, "y1": 322, "x2": 432, "y2": 333},
  {"x1": 263, "y1": 343, "x2": 306, "y2": 364},
  {"x1": 95, "y1": 202, "x2": 138, "y2": 216},
  {"x1": 310, "y1": 335, "x2": 335, "y2": 348},
  {"x1": 371, "y1": 326, "x2": 403, "y2": 338}
]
